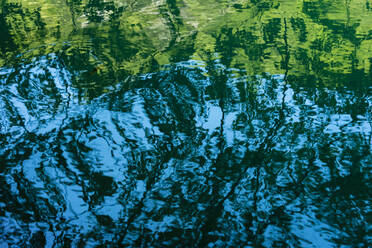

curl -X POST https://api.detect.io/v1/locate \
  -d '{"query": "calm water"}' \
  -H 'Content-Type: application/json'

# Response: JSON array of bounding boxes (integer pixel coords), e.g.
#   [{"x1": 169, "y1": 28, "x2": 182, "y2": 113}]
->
[{"x1": 0, "y1": 0, "x2": 371, "y2": 247}]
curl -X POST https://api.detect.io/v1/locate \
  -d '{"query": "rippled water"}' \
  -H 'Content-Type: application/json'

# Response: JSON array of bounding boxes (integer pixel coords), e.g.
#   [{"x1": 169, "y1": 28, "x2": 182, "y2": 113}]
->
[{"x1": 0, "y1": 0, "x2": 371, "y2": 247}]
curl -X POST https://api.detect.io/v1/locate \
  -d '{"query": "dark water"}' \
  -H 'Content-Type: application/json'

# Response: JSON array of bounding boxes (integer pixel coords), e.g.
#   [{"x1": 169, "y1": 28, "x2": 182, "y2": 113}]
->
[{"x1": 0, "y1": 0, "x2": 371, "y2": 247}]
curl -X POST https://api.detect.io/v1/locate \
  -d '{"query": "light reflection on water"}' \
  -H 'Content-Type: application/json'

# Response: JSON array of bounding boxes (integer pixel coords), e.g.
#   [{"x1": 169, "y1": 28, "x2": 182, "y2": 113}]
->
[
  {"x1": 0, "y1": 0, "x2": 372, "y2": 247},
  {"x1": 1, "y1": 54, "x2": 370, "y2": 247}
]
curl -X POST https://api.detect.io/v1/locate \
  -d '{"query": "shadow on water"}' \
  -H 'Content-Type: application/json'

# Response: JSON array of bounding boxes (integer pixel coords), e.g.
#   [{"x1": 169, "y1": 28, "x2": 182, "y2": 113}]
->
[{"x1": 0, "y1": 0, "x2": 371, "y2": 247}]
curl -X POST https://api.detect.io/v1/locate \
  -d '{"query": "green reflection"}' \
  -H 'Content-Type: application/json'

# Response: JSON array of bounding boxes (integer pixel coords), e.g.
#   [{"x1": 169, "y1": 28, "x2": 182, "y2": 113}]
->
[{"x1": 0, "y1": 0, "x2": 371, "y2": 247}]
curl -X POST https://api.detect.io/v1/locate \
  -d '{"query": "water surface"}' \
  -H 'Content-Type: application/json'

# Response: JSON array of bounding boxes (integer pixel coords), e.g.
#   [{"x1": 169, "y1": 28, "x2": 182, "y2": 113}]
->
[{"x1": 0, "y1": 0, "x2": 371, "y2": 247}]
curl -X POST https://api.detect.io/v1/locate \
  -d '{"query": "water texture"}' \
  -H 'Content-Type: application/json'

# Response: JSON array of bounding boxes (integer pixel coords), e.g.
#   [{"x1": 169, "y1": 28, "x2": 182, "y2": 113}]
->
[{"x1": 0, "y1": 0, "x2": 371, "y2": 247}]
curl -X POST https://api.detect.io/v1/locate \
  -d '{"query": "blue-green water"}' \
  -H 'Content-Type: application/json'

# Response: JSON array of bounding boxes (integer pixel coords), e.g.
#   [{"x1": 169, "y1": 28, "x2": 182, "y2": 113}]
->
[{"x1": 0, "y1": 0, "x2": 371, "y2": 247}]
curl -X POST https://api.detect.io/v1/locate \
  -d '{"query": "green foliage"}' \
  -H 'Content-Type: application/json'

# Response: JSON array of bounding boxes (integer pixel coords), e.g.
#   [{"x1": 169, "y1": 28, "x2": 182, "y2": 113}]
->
[{"x1": 0, "y1": 0, "x2": 371, "y2": 86}]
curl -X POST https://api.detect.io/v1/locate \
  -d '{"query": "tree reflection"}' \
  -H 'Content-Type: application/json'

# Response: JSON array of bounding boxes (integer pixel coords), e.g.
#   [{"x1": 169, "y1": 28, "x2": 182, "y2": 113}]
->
[{"x1": 0, "y1": 0, "x2": 371, "y2": 247}]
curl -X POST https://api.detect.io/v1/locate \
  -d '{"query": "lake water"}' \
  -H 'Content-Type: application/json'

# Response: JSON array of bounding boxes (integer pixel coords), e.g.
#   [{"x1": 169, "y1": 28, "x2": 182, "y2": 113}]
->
[{"x1": 0, "y1": 0, "x2": 371, "y2": 247}]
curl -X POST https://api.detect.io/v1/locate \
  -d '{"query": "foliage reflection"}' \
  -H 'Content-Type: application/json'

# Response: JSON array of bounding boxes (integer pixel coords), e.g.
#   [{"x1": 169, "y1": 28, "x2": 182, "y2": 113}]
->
[{"x1": 0, "y1": 0, "x2": 371, "y2": 247}]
